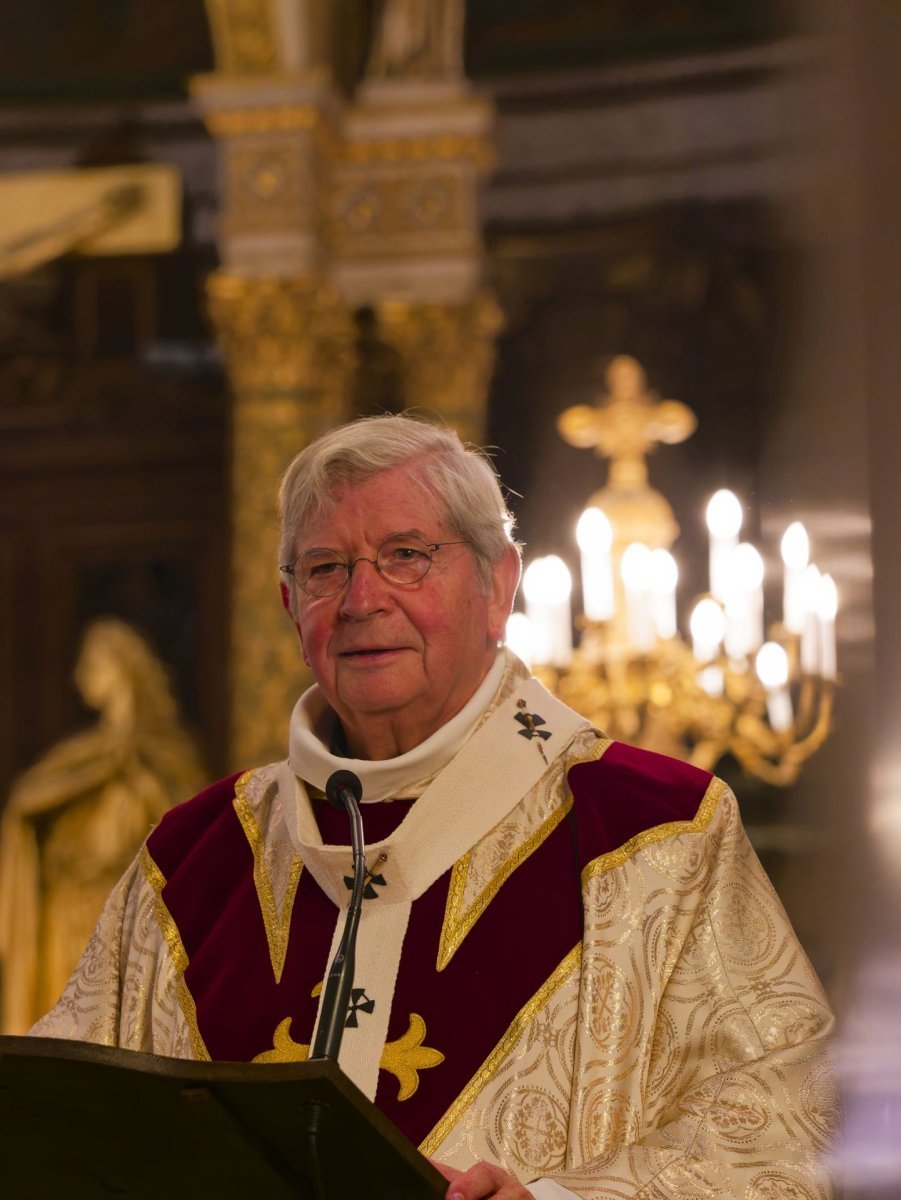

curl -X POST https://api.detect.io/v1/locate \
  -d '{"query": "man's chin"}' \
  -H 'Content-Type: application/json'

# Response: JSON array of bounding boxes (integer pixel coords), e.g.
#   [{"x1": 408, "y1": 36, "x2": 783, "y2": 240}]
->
[{"x1": 334, "y1": 674, "x2": 423, "y2": 719}]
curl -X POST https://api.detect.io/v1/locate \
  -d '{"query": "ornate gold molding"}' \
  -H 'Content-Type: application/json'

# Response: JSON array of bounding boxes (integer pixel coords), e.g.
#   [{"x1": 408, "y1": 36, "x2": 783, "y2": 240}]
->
[
  {"x1": 204, "y1": 106, "x2": 323, "y2": 138},
  {"x1": 341, "y1": 133, "x2": 494, "y2": 169},
  {"x1": 207, "y1": 272, "x2": 353, "y2": 397},
  {"x1": 220, "y1": 140, "x2": 319, "y2": 242}
]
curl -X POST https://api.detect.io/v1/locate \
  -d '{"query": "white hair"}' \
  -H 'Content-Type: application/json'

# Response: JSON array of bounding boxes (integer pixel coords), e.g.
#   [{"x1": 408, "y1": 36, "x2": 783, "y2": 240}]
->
[{"x1": 278, "y1": 414, "x2": 520, "y2": 613}]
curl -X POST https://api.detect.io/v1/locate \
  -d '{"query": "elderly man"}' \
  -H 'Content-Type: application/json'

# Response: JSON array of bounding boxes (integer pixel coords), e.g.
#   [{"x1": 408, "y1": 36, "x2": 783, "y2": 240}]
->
[{"x1": 33, "y1": 415, "x2": 835, "y2": 1200}]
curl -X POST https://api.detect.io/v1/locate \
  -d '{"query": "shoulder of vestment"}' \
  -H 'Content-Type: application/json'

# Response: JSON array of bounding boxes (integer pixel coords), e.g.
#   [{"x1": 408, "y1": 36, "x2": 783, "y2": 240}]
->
[
  {"x1": 145, "y1": 769, "x2": 248, "y2": 868},
  {"x1": 567, "y1": 739, "x2": 719, "y2": 849}
]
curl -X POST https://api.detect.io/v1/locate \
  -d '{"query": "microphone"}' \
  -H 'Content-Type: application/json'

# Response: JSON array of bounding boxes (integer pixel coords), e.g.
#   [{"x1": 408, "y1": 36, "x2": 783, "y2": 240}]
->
[
  {"x1": 324, "y1": 768, "x2": 363, "y2": 811},
  {"x1": 310, "y1": 769, "x2": 367, "y2": 1063}
]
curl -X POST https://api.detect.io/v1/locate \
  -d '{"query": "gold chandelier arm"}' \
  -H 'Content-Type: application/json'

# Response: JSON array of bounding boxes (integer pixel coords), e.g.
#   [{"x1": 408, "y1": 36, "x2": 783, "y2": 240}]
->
[{"x1": 725, "y1": 684, "x2": 834, "y2": 788}]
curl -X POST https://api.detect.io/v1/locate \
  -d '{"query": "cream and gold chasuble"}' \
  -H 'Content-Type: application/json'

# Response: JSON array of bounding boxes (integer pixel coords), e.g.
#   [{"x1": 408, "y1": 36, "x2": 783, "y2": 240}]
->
[{"x1": 32, "y1": 656, "x2": 836, "y2": 1198}]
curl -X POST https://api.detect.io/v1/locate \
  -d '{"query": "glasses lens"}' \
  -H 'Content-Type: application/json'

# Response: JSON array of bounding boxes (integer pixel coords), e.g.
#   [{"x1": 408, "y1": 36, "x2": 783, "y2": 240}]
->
[
  {"x1": 377, "y1": 535, "x2": 433, "y2": 585},
  {"x1": 297, "y1": 550, "x2": 349, "y2": 596}
]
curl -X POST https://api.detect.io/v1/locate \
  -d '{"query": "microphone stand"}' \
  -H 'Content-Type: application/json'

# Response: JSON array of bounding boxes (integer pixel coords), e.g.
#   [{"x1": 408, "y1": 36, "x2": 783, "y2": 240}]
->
[{"x1": 310, "y1": 775, "x2": 367, "y2": 1063}]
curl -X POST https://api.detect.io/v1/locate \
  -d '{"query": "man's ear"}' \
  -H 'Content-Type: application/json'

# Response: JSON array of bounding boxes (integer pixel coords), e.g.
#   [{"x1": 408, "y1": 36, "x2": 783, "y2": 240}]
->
[
  {"x1": 280, "y1": 582, "x2": 310, "y2": 666},
  {"x1": 486, "y1": 543, "x2": 522, "y2": 644}
]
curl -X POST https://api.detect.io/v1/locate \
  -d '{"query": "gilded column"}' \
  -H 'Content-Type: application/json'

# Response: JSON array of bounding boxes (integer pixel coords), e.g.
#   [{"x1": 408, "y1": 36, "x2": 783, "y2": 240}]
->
[
  {"x1": 207, "y1": 274, "x2": 353, "y2": 768},
  {"x1": 193, "y1": 63, "x2": 355, "y2": 767},
  {"x1": 329, "y1": 0, "x2": 500, "y2": 442},
  {"x1": 376, "y1": 291, "x2": 502, "y2": 444}
]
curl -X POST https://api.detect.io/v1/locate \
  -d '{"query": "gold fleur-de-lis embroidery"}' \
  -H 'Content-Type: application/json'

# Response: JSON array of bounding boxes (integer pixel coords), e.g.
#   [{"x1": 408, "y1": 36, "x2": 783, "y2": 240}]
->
[
  {"x1": 252, "y1": 1010, "x2": 445, "y2": 1095},
  {"x1": 380, "y1": 1013, "x2": 445, "y2": 1101},
  {"x1": 252, "y1": 1016, "x2": 309, "y2": 1063}
]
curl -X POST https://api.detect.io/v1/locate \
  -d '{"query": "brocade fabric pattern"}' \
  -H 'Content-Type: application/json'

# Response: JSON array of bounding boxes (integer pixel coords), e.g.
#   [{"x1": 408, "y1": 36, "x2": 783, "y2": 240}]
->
[{"x1": 31, "y1": 665, "x2": 835, "y2": 1199}]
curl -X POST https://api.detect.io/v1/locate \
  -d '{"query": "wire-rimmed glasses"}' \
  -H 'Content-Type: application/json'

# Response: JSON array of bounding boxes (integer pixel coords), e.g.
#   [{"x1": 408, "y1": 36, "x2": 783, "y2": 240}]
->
[{"x1": 280, "y1": 533, "x2": 469, "y2": 598}]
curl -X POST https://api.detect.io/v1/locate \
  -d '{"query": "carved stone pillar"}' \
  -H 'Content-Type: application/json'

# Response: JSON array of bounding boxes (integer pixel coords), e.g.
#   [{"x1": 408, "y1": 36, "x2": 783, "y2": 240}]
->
[
  {"x1": 376, "y1": 290, "x2": 502, "y2": 444},
  {"x1": 193, "y1": 67, "x2": 355, "y2": 767},
  {"x1": 330, "y1": 78, "x2": 500, "y2": 442},
  {"x1": 207, "y1": 273, "x2": 354, "y2": 768}
]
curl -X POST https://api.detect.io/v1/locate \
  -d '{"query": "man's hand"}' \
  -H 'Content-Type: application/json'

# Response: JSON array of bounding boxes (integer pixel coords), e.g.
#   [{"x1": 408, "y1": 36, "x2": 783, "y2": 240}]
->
[{"x1": 431, "y1": 1159, "x2": 533, "y2": 1200}]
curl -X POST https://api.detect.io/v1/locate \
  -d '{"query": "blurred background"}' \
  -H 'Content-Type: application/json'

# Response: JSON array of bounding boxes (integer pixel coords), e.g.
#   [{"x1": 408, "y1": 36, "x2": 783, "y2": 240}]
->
[{"x1": 0, "y1": 1, "x2": 898, "y2": 1193}]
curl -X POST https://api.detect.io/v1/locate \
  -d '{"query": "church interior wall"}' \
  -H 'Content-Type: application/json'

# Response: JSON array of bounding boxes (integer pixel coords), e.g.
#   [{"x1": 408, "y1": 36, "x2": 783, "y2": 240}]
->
[{"x1": 1, "y1": 8, "x2": 899, "y2": 1182}]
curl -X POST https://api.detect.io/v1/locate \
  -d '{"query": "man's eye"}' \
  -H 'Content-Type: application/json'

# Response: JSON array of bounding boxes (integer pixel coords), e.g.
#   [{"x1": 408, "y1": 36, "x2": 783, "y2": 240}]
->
[
  {"x1": 309, "y1": 561, "x2": 344, "y2": 575},
  {"x1": 386, "y1": 545, "x2": 429, "y2": 563}
]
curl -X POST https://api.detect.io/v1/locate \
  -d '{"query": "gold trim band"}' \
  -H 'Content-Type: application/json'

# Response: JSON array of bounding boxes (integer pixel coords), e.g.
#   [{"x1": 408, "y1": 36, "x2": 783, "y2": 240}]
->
[
  {"x1": 140, "y1": 845, "x2": 211, "y2": 1062},
  {"x1": 420, "y1": 943, "x2": 582, "y2": 1157},
  {"x1": 233, "y1": 771, "x2": 304, "y2": 984},
  {"x1": 436, "y1": 738, "x2": 612, "y2": 971},
  {"x1": 581, "y1": 774, "x2": 726, "y2": 885}
]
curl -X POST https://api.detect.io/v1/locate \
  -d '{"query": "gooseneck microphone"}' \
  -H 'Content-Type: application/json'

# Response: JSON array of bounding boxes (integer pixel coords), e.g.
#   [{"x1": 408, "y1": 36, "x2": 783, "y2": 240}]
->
[{"x1": 310, "y1": 769, "x2": 367, "y2": 1063}]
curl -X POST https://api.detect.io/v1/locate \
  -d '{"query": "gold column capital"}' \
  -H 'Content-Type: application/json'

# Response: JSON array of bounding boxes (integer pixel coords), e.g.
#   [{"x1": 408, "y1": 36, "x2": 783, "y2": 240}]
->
[
  {"x1": 377, "y1": 290, "x2": 503, "y2": 444},
  {"x1": 207, "y1": 271, "x2": 354, "y2": 400}
]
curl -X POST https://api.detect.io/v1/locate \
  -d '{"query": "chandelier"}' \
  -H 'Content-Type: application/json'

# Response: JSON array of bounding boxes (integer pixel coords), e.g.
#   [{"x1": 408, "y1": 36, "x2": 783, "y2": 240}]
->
[{"x1": 507, "y1": 356, "x2": 836, "y2": 787}]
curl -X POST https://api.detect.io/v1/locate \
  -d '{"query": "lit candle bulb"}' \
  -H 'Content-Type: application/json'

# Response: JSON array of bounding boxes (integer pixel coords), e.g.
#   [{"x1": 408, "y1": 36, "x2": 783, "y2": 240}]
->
[
  {"x1": 755, "y1": 641, "x2": 793, "y2": 732},
  {"x1": 799, "y1": 564, "x2": 822, "y2": 674},
  {"x1": 722, "y1": 542, "x2": 765, "y2": 660},
  {"x1": 690, "y1": 598, "x2": 726, "y2": 695},
  {"x1": 690, "y1": 597, "x2": 726, "y2": 662},
  {"x1": 621, "y1": 543, "x2": 655, "y2": 652},
  {"x1": 781, "y1": 521, "x2": 810, "y2": 635},
  {"x1": 816, "y1": 573, "x2": 838, "y2": 680},
  {"x1": 706, "y1": 489, "x2": 743, "y2": 603},
  {"x1": 505, "y1": 612, "x2": 534, "y2": 669},
  {"x1": 649, "y1": 549, "x2": 678, "y2": 639},
  {"x1": 523, "y1": 556, "x2": 573, "y2": 667},
  {"x1": 576, "y1": 507, "x2": 615, "y2": 621}
]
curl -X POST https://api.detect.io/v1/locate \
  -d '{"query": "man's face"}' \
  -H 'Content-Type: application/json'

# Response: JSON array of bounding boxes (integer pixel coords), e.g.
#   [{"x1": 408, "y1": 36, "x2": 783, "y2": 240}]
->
[{"x1": 287, "y1": 466, "x2": 517, "y2": 756}]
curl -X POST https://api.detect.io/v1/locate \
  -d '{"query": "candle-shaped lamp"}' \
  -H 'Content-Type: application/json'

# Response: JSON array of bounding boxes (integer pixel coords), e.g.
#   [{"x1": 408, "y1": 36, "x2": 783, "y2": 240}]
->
[
  {"x1": 781, "y1": 521, "x2": 810, "y2": 635},
  {"x1": 621, "y1": 543, "x2": 655, "y2": 652},
  {"x1": 505, "y1": 612, "x2": 534, "y2": 669},
  {"x1": 576, "y1": 507, "x2": 615, "y2": 621},
  {"x1": 799, "y1": 564, "x2": 822, "y2": 674},
  {"x1": 726, "y1": 542, "x2": 765, "y2": 658},
  {"x1": 755, "y1": 641, "x2": 793, "y2": 732},
  {"x1": 690, "y1": 598, "x2": 725, "y2": 662},
  {"x1": 816, "y1": 573, "x2": 838, "y2": 680},
  {"x1": 690, "y1": 598, "x2": 726, "y2": 696},
  {"x1": 649, "y1": 549, "x2": 678, "y2": 639},
  {"x1": 706, "y1": 489, "x2": 743, "y2": 603},
  {"x1": 523, "y1": 556, "x2": 573, "y2": 667}
]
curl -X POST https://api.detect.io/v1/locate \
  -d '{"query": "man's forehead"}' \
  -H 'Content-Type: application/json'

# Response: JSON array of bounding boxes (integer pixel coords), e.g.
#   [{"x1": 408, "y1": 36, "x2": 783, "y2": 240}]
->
[{"x1": 296, "y1": 468, "x2": 449, "y2": 545}]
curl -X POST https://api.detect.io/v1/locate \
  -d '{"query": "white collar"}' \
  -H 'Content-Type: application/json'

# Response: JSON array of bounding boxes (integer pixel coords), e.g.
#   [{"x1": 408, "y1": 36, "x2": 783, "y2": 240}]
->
[
  {"x1": 287, "y1": 651, "x2": 509, "y2": 803},
  {"x1": 281, "y1": 657, "x2": 591, "y2": 907}
]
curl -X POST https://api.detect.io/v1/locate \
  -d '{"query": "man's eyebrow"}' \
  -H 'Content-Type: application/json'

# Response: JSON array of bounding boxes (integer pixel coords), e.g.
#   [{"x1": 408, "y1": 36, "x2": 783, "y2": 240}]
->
[{"x1": 298, "y1": 530, "x2": 434, "y2": 555}]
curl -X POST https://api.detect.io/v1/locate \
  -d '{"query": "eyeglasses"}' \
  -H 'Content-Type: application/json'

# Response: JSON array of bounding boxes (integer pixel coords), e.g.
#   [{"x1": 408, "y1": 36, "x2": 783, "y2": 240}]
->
[{"x1": 280, "y1": 533, "x2": 469, "y2": 598}]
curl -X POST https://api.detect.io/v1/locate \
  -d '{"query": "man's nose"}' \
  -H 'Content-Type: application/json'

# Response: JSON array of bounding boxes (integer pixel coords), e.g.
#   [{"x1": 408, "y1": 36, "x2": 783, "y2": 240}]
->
[{"x1": 339, "y1": 556, "x2": 389, "y2": 616}]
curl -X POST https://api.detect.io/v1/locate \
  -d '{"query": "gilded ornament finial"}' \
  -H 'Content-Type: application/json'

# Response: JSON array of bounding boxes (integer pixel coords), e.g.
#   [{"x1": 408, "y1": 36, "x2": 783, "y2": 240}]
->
[
  {"x1": 556, "y1": 355, "x2": 697, "y2": 553},
  {"x1": 557, "y1": 355, "x2": 696, "y2": 492}
]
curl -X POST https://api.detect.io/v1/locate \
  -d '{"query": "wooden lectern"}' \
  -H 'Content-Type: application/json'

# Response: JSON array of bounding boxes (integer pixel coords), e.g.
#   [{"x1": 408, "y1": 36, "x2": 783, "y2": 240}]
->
[{"x1": 0, "y1": 1035, "x2": 447, "y2": 1199}]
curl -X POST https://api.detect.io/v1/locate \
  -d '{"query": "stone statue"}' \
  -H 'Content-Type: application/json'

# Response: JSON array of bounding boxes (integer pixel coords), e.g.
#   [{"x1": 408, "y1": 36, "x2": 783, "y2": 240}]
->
[
  {"x1": 0, "y1": 619, "x2": 206, "y2": 1033},
  {"x1": 365, "y1": 0, "x2": 465, "y2": 81}
]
